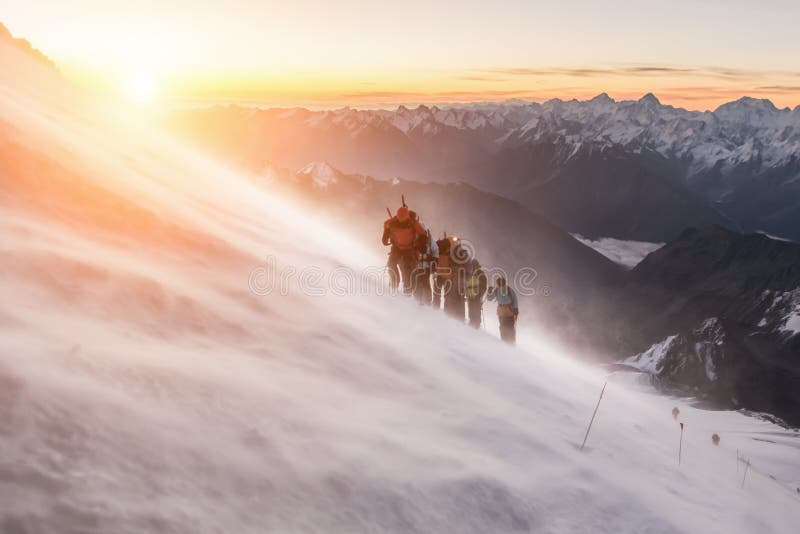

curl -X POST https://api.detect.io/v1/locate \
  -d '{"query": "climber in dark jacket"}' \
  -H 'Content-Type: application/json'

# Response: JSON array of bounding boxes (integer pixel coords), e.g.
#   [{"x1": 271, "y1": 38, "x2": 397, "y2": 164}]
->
[
  {"x1": 409, "y1": 211, "x2": 438, "y2": 305},
  {"x1": 465, "y1": 259, "x2": 488, "y2": 328}
]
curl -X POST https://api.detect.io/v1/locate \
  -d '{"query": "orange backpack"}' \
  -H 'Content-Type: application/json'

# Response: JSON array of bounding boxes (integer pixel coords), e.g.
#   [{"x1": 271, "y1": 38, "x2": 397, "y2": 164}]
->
[{"x1": 390, "y1": 220, "x2": 416, "y2": 251}]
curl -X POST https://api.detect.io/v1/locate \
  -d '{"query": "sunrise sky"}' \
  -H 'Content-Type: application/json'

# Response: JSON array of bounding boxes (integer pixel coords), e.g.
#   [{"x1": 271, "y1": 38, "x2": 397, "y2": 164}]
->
[{"x1": 3, "y1": 0, "x2": 799, "y2": 110}]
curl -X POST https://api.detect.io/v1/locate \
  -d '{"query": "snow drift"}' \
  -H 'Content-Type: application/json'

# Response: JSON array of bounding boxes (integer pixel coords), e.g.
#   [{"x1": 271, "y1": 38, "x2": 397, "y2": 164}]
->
[{"x1": 1, "y1": 36, "x2": 799, "y2": 534}]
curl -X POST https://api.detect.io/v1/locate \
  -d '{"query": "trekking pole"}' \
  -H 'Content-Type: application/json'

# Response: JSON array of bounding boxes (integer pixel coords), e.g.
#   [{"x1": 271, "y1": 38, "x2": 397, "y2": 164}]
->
[
  {"x1": 678, "y1": 423, "x2": 684, "y2": 465},
  {"x1": 580, "y1": 381, "x2": 607, "y2": 451},
  {"x1": 386, "y1": 207, "x2": 392, "y2": 218},
  {"x1": 401, "y1": 194, "x2": 407, "y2": 207}
]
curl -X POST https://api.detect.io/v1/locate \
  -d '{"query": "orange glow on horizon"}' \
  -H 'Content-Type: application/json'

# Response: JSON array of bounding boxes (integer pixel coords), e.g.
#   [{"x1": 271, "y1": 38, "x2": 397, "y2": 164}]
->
[
  {"x1": 56, "y1": 64, "x2": 800, "y2": 113},
  {"x1": 5, "y1": 1, "x2": 800, "y2": 112}
]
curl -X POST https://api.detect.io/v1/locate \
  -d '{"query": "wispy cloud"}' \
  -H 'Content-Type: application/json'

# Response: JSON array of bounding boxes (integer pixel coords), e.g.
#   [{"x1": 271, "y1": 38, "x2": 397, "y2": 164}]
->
[
  {"x1": 624, "y1": 66, "x2": 694, "y2": 74},
  {"x1": 453, "y1": 75, "x2": 511, "y2": 82},
  {"x1": 472, "y1": 64, "x2": 798, "y2": 82},
  {"x1": 757, "y1": 85, "x2": 800, "y2": 93}
]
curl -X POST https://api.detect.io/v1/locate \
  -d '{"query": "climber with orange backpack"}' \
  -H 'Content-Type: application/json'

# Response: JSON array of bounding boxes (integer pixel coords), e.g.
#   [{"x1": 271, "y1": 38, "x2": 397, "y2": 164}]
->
[{"x1": 382, "y1": 198, "x2": 427, "y2": 295}]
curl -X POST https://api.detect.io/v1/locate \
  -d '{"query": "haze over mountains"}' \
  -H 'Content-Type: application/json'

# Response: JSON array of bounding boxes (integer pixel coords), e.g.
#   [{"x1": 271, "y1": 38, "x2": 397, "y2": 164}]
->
[{"x1": 171, "y1": 94, "x2": 800, "y2": 242}]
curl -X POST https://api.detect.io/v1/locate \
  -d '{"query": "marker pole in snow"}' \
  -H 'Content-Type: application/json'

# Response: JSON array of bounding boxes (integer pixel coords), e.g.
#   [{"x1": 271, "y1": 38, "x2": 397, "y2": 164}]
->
[
  {"x1": 678, "y1": 423, "x2": 684, "y2": 465},
  {"x1": 580, "y1": 381, "x2": 607, "y2": 451},
  {"x1": 741, "y1": 458, "x2": 751, "y2": 488}
]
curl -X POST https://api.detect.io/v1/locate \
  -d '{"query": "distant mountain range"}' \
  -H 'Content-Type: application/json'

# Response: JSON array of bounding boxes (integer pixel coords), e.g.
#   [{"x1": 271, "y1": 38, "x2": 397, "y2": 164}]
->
[{"x1": 170, "y1": 94, "x2": 800, "y2": 242}]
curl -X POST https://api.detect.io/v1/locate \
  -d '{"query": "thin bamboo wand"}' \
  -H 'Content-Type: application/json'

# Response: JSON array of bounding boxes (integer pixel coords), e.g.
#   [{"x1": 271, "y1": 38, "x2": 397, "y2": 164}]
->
[{"x1": 580, "y1": 381, "x2": 607, "y2": 451}]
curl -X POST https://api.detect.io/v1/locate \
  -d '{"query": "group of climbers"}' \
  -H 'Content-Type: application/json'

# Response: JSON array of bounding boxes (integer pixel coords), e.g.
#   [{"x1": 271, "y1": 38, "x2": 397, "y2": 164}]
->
[{"x1": 382, "y1": 201, "x2": 519, "y2": 344}]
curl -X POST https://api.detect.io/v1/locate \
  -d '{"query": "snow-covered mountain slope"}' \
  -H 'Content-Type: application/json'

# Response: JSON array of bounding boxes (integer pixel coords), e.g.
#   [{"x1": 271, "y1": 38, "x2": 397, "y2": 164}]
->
[
  {"x1": 611, "y1": 226, "x2": 800, "y2": 424},
  {"x1": 571, "y1": 234, "x2": 664, "y2": 269},
  {"x1": 297, "y1": 161, "x2": 340, "y2": 189},
  {"x1": 2, "y1": 32, "x2": 800, "y2": 534},
  {"x1": 757, "y1": 288, "x2": 800, "y2": 337},
  {"x1": 624, "y1": 318, "x2": 727, "y2": 387}
]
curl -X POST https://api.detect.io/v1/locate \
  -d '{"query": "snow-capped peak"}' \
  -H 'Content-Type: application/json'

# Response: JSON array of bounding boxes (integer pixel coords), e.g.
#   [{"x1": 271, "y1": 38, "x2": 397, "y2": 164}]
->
[
  {"x1": 637, "y1": 92, "x2": 661, "y2": 107},
  {"x1": 714, "y1": 96, "x2": 782, "y2": 126},
  {"x1": 298, "y1": 161, "x2": 340, "y2": 189},
  {"x1": 590, "y1": 92, "x2": 615, "y2": 104},
  {"x1": 715, "y1": 96, "x2": 778, "y2": 114}
]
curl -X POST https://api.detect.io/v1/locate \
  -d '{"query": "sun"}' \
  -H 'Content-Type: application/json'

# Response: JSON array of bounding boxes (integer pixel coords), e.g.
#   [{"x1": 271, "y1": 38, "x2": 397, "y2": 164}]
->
[{"x1": 123, "y1": 72, "x2": 158, "y2": 104}]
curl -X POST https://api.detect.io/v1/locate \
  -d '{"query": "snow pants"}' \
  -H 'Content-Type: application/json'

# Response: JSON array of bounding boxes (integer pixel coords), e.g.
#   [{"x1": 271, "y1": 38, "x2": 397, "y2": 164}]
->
[
  {"x1": 387, "y1": 249, "x2": 417, "y2": 295},
  {"x1": 443, "y1": 291, "x2": 465, "y2": 320},
  {"x1": 412, "y1": 267, "x2": 433, "y2": 305},
  {"x1": 499, "y1": 316, "x2": 516, "y2": 344},
  {"x1": 467, "y1": 298, "x2": 482, "y2": 328},
  {"x1": 435, "y1": 273, "x2": 465, "y2": 320}
]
